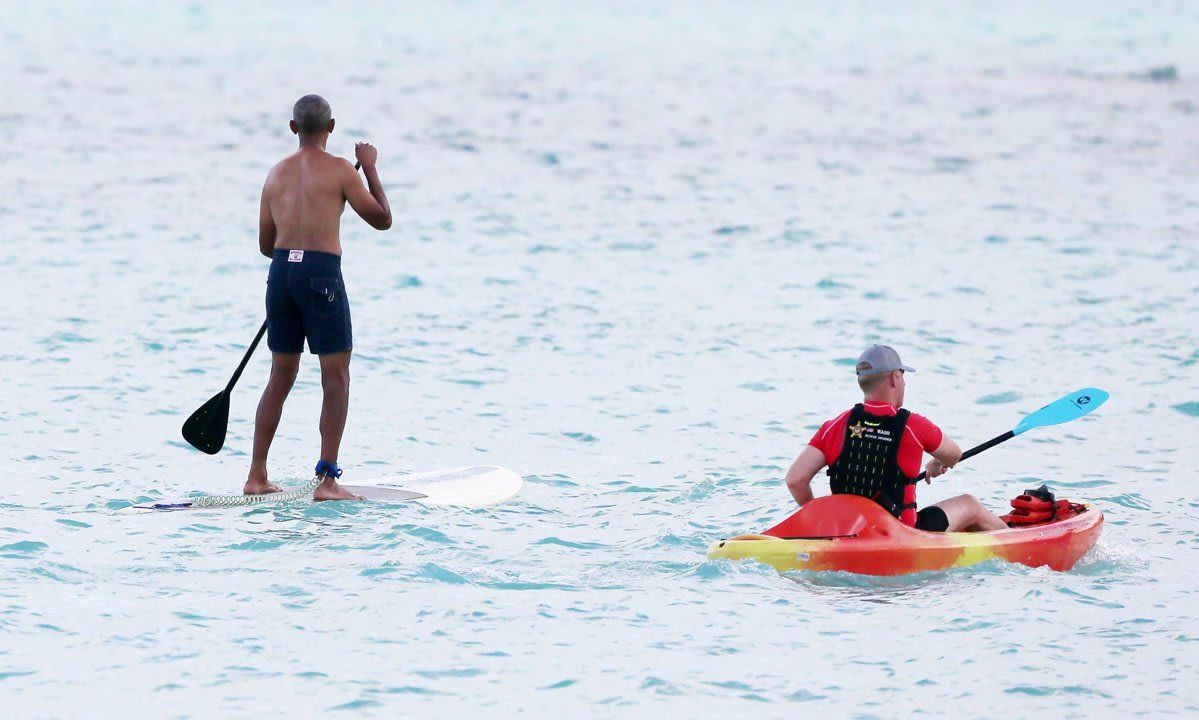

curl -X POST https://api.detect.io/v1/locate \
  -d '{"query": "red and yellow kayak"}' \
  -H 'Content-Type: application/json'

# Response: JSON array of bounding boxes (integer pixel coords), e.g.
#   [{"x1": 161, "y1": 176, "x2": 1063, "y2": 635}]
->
[{"x1": 707, "y1": 494, "x2": 1103, "y2": 576}]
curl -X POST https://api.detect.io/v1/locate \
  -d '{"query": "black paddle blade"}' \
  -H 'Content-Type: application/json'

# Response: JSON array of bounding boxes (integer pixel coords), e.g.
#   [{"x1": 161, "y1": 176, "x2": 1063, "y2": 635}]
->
[{"x1": 181, "y1": 391, "x2": 231, "y2": 455}]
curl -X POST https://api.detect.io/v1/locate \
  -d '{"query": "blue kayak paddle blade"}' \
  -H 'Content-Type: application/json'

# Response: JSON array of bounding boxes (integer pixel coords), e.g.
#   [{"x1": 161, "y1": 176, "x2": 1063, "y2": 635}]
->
[{"x1": 1012, "y1": 387, "x2": 1109, "y2": 435}]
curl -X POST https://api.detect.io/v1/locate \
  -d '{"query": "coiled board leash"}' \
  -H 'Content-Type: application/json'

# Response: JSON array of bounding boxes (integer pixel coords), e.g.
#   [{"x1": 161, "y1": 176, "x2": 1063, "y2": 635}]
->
[
  {"x1": 187, "y1": 475, "x2": 323, "y2": 509},
  {"x1": 180, "y1": 463, "x2": 339, "y2": 509}
]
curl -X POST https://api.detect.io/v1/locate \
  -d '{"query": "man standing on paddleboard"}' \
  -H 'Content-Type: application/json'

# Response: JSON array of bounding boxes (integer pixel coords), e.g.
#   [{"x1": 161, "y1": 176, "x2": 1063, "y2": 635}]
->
[
  {"x1": 243, "y1": 94, "x2": 392, "y2": 501},
  {"x1": 784, "y1": 345, "x2": 1007, "y2": 531}
]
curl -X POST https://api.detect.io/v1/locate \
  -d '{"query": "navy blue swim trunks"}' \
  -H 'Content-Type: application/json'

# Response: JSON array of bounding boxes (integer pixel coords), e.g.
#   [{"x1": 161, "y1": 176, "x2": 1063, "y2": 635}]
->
[{"x1": 266, "y1": 249, "x2": 352, "y2": 355}]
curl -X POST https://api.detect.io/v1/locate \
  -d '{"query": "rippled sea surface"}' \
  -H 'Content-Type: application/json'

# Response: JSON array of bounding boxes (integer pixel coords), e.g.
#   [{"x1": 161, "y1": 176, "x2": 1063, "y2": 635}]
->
[{"x1": 3, "y1": 1, "x2": 1198, "y2": 716}]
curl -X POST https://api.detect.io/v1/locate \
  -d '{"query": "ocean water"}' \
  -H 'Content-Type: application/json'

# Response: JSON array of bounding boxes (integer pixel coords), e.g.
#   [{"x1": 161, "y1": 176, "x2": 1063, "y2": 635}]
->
[{"x1": 2, "y1": 1, "x2": 1198, "y2": 716}]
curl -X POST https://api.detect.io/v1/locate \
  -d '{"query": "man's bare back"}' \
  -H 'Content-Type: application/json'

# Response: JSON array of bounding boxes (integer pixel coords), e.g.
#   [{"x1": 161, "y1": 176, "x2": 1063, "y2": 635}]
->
[{"x1": 259, "y1": 146, "x2": 391, "y2": 257}]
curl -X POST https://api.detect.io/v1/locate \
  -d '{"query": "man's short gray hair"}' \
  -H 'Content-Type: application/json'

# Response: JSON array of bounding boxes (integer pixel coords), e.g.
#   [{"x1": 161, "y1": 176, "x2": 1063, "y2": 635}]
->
[{"x1": 292, "y1": 94, "x2": 332, "y2": 134}]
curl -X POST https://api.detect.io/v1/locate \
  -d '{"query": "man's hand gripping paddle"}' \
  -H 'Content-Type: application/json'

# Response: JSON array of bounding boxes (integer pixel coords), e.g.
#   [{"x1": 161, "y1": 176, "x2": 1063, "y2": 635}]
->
[{"x1": 181, "y1": 321, "x2": 267, "y2": 454}]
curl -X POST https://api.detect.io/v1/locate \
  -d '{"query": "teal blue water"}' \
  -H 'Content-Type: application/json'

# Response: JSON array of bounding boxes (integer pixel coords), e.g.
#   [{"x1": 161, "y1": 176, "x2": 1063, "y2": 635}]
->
[{"x1": 3, "y1": 2, "x2": 1198, "y2": 716}]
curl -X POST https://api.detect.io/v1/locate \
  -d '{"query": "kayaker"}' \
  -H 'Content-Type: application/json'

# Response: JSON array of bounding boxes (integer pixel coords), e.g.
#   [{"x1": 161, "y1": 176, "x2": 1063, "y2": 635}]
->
[
  {"x1": 784, "y1": 345, "x2": 1007, "y2": 532},
  {"x1": 242, "y1": 94, "x2": 393, "y2": 501}
]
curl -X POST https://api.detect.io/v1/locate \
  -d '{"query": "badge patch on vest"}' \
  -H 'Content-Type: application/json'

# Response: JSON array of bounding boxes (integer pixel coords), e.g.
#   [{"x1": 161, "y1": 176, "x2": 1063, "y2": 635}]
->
[{"x1": 850, "y1": 421, "x2": 892, "y2": 442}]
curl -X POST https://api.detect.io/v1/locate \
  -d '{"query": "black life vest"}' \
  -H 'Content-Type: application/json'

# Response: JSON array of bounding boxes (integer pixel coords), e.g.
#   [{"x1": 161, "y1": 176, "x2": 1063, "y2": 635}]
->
[{"x1": 826, "y1": 404, "x2": 918, "y2": 521}]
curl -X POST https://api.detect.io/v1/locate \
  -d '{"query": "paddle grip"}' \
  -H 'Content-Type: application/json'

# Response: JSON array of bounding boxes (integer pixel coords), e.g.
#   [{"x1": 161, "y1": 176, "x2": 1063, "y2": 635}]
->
[{"x1": 915, "y1": 430, "x2": 1015, "y2": 481}]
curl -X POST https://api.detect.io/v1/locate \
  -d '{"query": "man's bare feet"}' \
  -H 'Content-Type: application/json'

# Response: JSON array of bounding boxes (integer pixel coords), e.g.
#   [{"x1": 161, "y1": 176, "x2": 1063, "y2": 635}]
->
[
  {"x1": 243, "y1": 475, "x2": 282, "y2": 495},
  {"x1": 313, "y1": 477, "x2": 364, "y2": 502}
]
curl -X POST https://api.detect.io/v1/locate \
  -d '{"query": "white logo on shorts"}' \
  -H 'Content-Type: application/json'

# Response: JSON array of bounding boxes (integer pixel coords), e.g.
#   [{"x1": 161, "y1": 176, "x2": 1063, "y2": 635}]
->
[{"x1": 288, "y1": 249, "x2": 304, "y2": 263}]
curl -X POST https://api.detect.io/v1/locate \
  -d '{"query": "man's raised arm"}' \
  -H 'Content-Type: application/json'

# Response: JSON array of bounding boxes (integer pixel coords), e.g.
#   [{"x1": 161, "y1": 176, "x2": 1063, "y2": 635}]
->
[{"x1": 343, "y1": 143, "x2": 392, "y2": 231}]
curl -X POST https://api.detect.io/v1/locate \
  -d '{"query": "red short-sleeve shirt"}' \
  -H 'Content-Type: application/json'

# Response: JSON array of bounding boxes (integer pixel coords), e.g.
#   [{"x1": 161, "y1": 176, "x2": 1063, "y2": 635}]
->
[{"x1": 808, "y1": 401, "x2": 944, "y2": 478}]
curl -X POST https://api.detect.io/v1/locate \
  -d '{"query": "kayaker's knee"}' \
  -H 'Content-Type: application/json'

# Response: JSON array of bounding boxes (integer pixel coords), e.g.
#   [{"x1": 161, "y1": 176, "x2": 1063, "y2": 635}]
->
[
  {"x1": 950, "y1": 493, "x2": 1008, "y2": 531},
  {"x1": 959, "y1": 494, "x2": 991, "y2": 519},
  {"x1": 935, "y1": 494, "x2": 993, "y2": 532}
]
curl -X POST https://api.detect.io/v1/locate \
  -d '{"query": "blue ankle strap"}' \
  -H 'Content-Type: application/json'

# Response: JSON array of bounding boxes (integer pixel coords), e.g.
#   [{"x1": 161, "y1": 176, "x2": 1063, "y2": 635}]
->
[{"x1": 315, "y1": 460, "x2": 342, "y2": 478}]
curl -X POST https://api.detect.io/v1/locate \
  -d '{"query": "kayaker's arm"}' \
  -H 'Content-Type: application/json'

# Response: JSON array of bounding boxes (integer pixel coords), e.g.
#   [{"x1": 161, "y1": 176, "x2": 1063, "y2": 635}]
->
[
  {"x1": 925, "y1": 435, "x2": 964, "y2": 481},
  {"x1": 785, "y1": 446, "x2": 826, "y2": 505}
]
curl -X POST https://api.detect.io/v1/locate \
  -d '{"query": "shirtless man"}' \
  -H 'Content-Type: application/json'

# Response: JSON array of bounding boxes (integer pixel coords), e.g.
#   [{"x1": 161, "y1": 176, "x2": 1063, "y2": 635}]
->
[
  {"x1": 243, "y1": 94, "x2": 392, "y2": 501},
  {"x1": 784, "y1": 345, "x2": 1007, "y2": 532}
]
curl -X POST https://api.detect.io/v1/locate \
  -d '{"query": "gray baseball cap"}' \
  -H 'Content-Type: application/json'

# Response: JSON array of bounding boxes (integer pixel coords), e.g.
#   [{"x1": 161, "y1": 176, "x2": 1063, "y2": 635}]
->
[{"x1": 855, "y1": 345, "x2": 916, "y2": 376}]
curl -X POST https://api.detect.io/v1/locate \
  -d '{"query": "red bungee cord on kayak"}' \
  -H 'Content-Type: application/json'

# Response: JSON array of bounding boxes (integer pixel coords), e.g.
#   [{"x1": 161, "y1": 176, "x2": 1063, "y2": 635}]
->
[
  {"x1": 784, "y1": 345, "x2": 1009, "y2": 533},
  {"x1": 1001, "y1": 485, "x2": 1087, "y2": 525}
]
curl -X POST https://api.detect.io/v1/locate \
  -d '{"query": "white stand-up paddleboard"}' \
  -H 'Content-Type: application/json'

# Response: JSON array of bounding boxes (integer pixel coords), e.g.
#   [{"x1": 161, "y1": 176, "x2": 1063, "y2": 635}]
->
[{"x1": 122, "y1": 465, "x2": 523, "y2": 514}]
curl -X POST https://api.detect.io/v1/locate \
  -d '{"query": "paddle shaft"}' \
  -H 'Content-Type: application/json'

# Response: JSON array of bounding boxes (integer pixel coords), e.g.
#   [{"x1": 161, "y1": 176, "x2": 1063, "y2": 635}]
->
[
  {"x1": 914, "y1": 430, "x2": 1014, "y2": 481},
  {"x1": 225, "y1": 321, "x2": 267, "y2": 393}
]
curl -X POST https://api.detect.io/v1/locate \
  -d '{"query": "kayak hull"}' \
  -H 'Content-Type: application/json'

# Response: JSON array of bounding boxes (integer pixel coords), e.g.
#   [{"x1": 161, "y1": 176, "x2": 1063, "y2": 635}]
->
[{"x1": 707, "y1": 495, "x2": 1103, "y2": 576}]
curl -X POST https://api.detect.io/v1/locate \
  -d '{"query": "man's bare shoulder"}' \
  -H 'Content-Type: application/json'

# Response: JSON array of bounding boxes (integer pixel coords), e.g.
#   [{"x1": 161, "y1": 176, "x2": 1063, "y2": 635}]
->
[
  {"x1": 320, "y1": 152, "x2": 357, "y2": 174},
  {"x1": 264, "y1": 151, "x2": 354, "y2": 191},
  {"x1": 263, "y1": 153, "x2": 299, "y2": 185},
  {"x1": 273, "y1": 150, "x2": 305, "y2": 169}
]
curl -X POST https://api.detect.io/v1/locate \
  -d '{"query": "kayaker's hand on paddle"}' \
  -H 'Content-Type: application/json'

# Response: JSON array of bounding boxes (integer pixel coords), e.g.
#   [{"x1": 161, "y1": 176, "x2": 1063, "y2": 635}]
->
[
  {"x1": 354, "y1": 142, "x2": 378, "y2": 168},
  {"x1": 924, "y1": 458, "x2": 949, "y2": 482}
]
